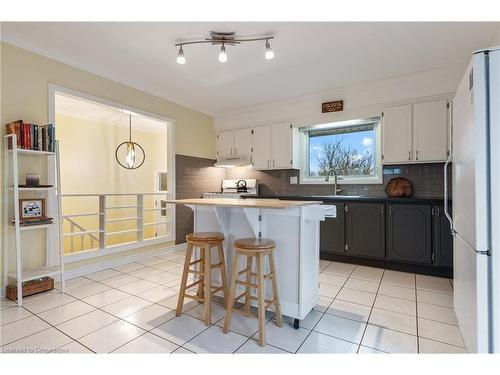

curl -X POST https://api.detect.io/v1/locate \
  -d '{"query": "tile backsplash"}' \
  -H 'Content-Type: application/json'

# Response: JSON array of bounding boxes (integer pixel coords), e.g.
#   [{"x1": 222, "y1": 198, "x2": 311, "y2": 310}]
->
[
  {"x1": 225, "y1": 163, "x2": 451, "y2": 198},
  {"x1": 176, "y1": 155, "x2": 451, "y2": 242},
  {"x1": 175, "y1": 154, "x2": 225, "y2": 244}
]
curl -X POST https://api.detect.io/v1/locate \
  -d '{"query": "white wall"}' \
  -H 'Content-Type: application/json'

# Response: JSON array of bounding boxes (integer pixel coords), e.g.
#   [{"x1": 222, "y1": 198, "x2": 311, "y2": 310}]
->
[
  {"x1": 492, "y1": 25, "x2": 500, "y2": 46},
  {"x1": 215, "y1": 64, "x2": 465, "y2": 130}
]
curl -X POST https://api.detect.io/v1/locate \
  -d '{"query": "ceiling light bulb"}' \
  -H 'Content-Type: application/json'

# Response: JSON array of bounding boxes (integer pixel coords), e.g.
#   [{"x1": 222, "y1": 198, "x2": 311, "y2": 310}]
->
[
  {"x1": 218, "y1": 44, "x2": 227, "y2": 63},
  {"x1": 265, "y1": 40, "x2": 274, "y2": 60},
  {"x1": 176, "y1": 46, "x2": 185, "y2": 64}
]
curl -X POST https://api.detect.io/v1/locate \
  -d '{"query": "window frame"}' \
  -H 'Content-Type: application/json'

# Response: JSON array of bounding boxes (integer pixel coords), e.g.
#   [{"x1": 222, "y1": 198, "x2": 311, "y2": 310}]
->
[{"x1": 299, "y1": 117, "x2": 383, "y2": 185}]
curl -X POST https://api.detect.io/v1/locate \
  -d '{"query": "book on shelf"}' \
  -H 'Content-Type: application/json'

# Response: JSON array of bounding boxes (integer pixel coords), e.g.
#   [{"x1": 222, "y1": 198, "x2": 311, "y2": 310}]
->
[
  {"x1": 5, "y1": 121, "x2": 55, "y2": 152},
  {"x1": 13, "y1": 216, "x2": 54, "y2": 226}
]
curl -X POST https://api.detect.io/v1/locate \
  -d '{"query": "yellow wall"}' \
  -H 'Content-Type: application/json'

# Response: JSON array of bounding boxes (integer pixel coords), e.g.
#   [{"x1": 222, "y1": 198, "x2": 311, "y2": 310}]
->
[
  {"x1": 0, "y1": 42, "x2": 215, "y2": 289},
  {"x1": 57, "y1": 113, "x2": 169, "y2": 252}
]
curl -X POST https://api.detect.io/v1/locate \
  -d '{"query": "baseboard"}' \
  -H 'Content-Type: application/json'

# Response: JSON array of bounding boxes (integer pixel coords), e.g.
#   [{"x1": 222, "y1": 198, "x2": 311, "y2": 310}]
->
[{"x1": 320, "y1": 252, "x2": 453, "y2": 278}]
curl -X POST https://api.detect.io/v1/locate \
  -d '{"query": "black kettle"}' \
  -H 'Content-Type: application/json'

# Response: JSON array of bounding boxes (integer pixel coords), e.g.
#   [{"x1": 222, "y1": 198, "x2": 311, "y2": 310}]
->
[{"x1": 236, "y1": 179, "x2": 247, "y2": 193}]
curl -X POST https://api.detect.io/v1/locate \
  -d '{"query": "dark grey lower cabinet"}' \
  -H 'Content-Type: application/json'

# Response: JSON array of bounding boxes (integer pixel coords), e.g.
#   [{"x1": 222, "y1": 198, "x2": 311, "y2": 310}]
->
[
  {"x1": 320, "y1": 203, "x2": 345, "y2": 255},
  {"x1": 386, "y1": 204, "x2": 432, "y2": 264},
  {"x1": 346, "y1": 202, "x2": 385, "y2": 259},
  {"x1": 433, "y1": 206, "x2": 453, "y2": 268}
]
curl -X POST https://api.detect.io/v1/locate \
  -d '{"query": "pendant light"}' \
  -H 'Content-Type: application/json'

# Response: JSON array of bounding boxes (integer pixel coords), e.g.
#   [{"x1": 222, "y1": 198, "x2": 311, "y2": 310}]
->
[{"x1": 115, "y1": 113, "x2": 145, "y2": 170}]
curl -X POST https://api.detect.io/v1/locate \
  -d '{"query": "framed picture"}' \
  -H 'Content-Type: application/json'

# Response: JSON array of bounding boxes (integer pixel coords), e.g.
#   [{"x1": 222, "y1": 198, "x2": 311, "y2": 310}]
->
[{"x1": 19, "y1": 198, "x2": 45, "y2": 220}]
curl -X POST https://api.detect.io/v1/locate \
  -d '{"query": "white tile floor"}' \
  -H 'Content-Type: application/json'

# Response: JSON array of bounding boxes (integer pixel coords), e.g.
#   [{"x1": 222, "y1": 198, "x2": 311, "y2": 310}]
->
[{"x1": 0, "y1": 249, "x2": 467, "y2": 354}]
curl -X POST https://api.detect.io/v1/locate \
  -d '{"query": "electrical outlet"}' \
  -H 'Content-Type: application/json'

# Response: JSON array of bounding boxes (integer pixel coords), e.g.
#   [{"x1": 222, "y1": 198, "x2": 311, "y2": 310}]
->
[{"x1": 290, "y1": 176, "x2": 298, "y2": 184}]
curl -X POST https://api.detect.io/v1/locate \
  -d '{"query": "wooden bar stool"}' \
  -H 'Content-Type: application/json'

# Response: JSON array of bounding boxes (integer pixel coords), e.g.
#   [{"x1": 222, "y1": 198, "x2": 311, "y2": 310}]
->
[
  {"x1": 176, "y1": 232, "x2": 228, "y2": 325},
  {"x1": 223, "y1": 238, "x2": 283, "y2": 347}
]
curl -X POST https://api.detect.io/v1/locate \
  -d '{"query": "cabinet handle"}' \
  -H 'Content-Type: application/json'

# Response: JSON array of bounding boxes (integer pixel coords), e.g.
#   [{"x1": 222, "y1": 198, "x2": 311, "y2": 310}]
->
[
  {"x1": 273, "y1": 160, "x2": 275, "y2": 168},
  {"x1": 408, "y1": 151, "x2": 411, "y2": 161},
  {"x1": 416, "y1": 150, "x2": 419, "y2": 161},
  {"x1": 267, "y1": 160, "x2": 270, "y2": 168}
]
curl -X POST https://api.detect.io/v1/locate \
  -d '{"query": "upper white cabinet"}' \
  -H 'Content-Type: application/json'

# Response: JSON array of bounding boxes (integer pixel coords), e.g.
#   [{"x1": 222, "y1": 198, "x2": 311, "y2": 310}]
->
[
  {"x1": 382, "y1": 99, "x2": 449, "y2": 164},
  {"x1": 413, "y1": 100, "x2": 449, "y2": 162},
  {"x1": 382, "y1": 104, "x2": 413, "y2": 164},
  {"x1": 216, "y1": 131, "x2": 235, "y2": 157},
  {"x1": 216, "y1": 123, "x2": 297, "y2": 170},
  {"x1": 251, "y1": 125, "x2": 271, "y2": 169},
  {"x1": 233, "y1": 128, "x2": 253, "y2": 156},
  {"x1": 271, "y1": 123, "x2": 294, "y2": 169},
  {"x1": 252, "y1": 123, "x2": 299, "y2": 170},
  {"x1": 216, "y1": 128, "x2": 252, "y2": 157}
]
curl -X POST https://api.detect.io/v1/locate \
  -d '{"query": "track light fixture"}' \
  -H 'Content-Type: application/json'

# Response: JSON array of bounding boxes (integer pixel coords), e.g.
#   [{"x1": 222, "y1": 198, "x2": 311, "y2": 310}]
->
[{"x1": 175, "y1": 31, "x2": 274, "y2": 65}]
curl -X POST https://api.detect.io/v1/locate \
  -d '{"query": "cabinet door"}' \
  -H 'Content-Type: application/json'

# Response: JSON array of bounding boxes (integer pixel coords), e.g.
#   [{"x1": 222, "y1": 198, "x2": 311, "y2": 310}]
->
[
  {"x1": 216, "y1": 131, "x2": 234, "y2": 157},
  {"x1": 252, "y1": 126, "x2": 271, "y2": 169},
  {"x1": 233, "y1": 128, "x2": 252, "y2": 156},
  {"x1": 382, "y1": 104, "x2": 413, "y2": 164},
  {"x1": 413, "y1": 100, "x2": 449, "y2": 162},
  {"x1": 387, "y1": 204, "x2": 432, "y2": 264},
  {"x1": 320, "y1": 203, "x2": 345, "y2": 255},
  {"x1": 346, "y1": 203, "x2": 385, "y2": 259},
  {"x1": 433, "y1": 206, "x2": 454, "y2": 268},
  {"x1": 271, "y1": 123, "x2": 293, "y2": 169}
]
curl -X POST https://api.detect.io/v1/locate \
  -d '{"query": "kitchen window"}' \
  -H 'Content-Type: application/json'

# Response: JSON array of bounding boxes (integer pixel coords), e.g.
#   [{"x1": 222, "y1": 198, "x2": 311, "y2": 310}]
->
[{"x1": 300, "y1": 117, "x2": 382, "y2": 184}]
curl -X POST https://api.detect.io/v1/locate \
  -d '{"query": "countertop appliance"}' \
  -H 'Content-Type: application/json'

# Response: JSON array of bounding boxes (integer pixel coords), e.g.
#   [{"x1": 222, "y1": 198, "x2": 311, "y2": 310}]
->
[
  {"x1": 202, "y1": 179, "x2": 258, "y2": 198},
  {"x1": 448, "y1": 46, "x2": 500, "y2": 353}
]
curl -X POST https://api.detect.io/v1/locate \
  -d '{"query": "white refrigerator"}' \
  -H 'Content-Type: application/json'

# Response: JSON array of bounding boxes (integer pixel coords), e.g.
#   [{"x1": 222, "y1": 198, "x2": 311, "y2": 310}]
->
[{"x1": 449, "y1": 46, "x2": 500, "y2": 353}]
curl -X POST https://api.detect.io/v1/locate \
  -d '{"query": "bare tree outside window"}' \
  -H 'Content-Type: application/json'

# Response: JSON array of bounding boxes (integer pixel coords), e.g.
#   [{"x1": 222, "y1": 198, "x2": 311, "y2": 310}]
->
[
  {"x1": 308, "y1": 127, "x2": 376, "y2": 178},
  {"x1": 310, "y1": 136, "x2": 374, "y2": 176}
]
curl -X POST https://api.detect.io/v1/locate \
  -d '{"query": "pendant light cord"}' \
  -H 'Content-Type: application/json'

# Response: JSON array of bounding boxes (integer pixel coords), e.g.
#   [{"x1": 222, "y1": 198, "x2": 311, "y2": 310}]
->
[{"x1": 129, "y1": 114, "x2": 132, "y2": 142}]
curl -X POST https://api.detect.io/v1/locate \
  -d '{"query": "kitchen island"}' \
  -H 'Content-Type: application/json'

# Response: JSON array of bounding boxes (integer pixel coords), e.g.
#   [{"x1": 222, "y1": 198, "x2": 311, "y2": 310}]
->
[{"x1": 167, "y1": 198, "x2": 330, "y2": 327}]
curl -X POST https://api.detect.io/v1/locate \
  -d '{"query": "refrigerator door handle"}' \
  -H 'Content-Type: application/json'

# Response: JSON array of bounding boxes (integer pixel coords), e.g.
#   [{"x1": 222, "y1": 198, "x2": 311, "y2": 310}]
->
[{"x1": 444, "y1": 100, "x2": 455, "y2": 235}]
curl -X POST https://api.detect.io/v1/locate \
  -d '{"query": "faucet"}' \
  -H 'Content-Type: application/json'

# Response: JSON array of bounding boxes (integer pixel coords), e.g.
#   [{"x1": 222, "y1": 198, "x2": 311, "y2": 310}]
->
[{"x1": 325, "y1": 168, "x2": 342, "y2": 195}]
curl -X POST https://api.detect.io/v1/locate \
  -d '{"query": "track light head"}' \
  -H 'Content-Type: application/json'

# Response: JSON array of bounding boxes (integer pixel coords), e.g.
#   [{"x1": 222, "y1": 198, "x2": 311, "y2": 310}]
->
[
  {"x1": 176, "y1": 46, "x2": 185, "y2": 65},
  {"x1": 218, "y1": 43, "x2": 228, "y2": 63},
  {"x1": 265, "y1": 39, "x2": 274, "y2": 60}
]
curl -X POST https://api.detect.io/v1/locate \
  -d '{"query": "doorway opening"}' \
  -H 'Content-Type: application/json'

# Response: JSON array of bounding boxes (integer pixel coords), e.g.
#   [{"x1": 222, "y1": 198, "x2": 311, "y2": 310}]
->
[{"x1": 49, "y1": 85, "x2": 176, "y2": 262}]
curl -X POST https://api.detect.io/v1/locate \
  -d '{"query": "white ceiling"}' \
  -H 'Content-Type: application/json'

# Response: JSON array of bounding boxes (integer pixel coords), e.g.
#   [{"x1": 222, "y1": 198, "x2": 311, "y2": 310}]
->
[
  {"x1": 3, "y1": 22, "x2": 499, "y2": 116},
  {"x1": 56, "y1": 93, "x2": 167, "y2": 133}
]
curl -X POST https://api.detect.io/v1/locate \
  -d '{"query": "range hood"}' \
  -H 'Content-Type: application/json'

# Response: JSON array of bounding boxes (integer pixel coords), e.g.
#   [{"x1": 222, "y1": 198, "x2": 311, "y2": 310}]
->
[{"x1": 214, "y1": 154, "x2": 252, "y2": 168}]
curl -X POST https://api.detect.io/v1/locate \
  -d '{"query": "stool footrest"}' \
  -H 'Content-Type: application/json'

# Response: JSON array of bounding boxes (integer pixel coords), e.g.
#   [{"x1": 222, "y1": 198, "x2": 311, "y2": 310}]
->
[
  {"x1": 235, "y1": 280, "x2": 258, "y2": 288},
  {"x1": 188, "y1": 269, "x2": 203, "y2": 275},
  {"x1": 183, "y1": 293, "x2": 204, "y2": 302},
  {"x1": 236, "y1": 269, "x2": 274, "y2": 280},
  {"x1": 189, "y1": 259, "x2": 202, "y2": 266},
  {"x1": 211, "y1": 261, "x2": 224, "y2": 269},
  {"x1": 210, "y1": 286, "x2": 224, "y2": 296},
  {"x1": 265, "y1": 298, "x2": 277, "y2": 308},
  {"x1": 237, "y1": 267, "x2": 251, "y2": 276},
  {"x1": 234, "y1": 291, "x2": 247, "y2": 302},
  {"x1": 230, "y1": 306, "x2": 258, "y2": 319},
  {"x1": 185, "y1": 279, "x2": 202, "y2": 290}
]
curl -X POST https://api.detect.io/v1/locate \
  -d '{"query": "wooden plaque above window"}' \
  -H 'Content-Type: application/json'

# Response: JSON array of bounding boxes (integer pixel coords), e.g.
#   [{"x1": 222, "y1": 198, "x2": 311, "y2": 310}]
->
[{"x1": 322, "y1": 100, "x2": 344, "y2": 113}]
